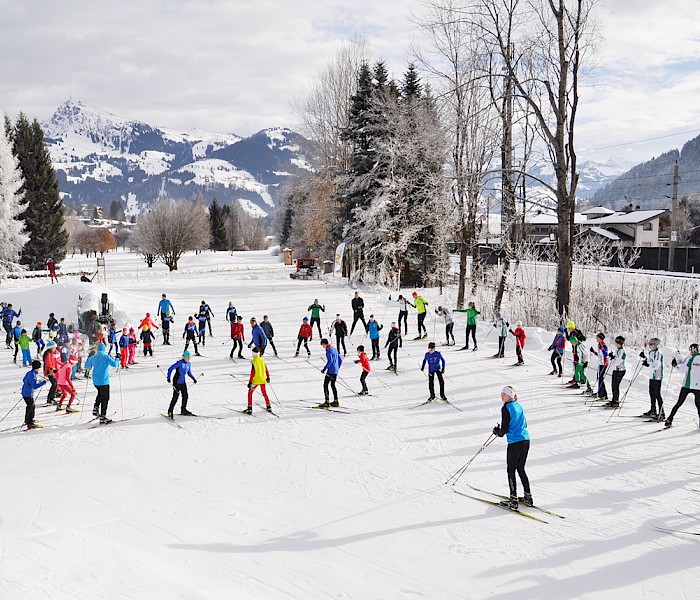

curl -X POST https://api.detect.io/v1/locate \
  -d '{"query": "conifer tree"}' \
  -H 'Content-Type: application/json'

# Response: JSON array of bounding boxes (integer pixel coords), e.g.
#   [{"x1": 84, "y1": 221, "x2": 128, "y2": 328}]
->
[
  {"x1": 0, "y1": 117, "x2": 28, "y2": 271},
  {"x1": 209, "y1": 197, "x2": 227, "y2": 251},
  {"x1": 13, "y1": 115, "x2": 68, "y2": 269}
]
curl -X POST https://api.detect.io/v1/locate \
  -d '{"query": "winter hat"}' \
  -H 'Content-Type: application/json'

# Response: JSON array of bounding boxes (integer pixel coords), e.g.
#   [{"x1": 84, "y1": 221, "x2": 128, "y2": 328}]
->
[
  {"x1": 615, "y1": 335, "x2": 625, "y2": 345},
  {"x1": 37, "y1": 321, "x2": 42, "y2": 326},
  {"x1": 412, "y1": 291, "x2": 418, "y2": 298},
  {"x1": 428, "y1": 342, "x2": 436, "y2": 349},
  {"x1": 569, "y1": 335, "x2": 579, "y2": 346},
  {"x1": 123, "y1": 327, "x2": 128, "y2": 332},
  {"x1": 69, "y1": 353, "x2": 78, "y2": 364},
  {"x1": 303, "y1": 317, "x2": 309, "y2": 322},
  {"x1": 237, "y1": 315, "x2": 243, "y2": 321},
  {"x1": 596, "y1": 332, "x2": 605, "y2": 341},
  {"x1": 648, "y1": 337, "x2": 661, "y2": 346},
  {"x1": 468, "y1": 302, "x2": 475, "y2": 307},
  {"x1": 516, "y1": 321, "x2": 522, "y2": 327},
  {"x1": 502, "y1": 385, "x2": 516, "y2": 399},
  {"x1": 320, "y1": 338, "x2": 329, "y2": 346},
  {"x1": 252, "y1": 346, "x2": 261, "y2": 355},
  {"x1": 46, "y1": 341, "x2": 57, "y2": 350},
  {"x1": 495, "y1": 311, "x2": 501, "y2": 318},
  {"x1": 146, "y1": 312, "x2": 150, "y2": 317},
  {"x1": 229, "y1": 301, "x2": 233, "y2": 306},
  {"x1": 566, "y1": 321, "x2": 575, "y2": 329},
  {"x1": 690, "y1": 343, "x2": 699, "y2": 354},
  {"x1": 182, "y1": 350, "x2": 192, "y2": 359},
  {"x1": 31, "y1": 360, "x2": 42, "y2": 370},
  {"x1": 391, "y1": 322, "x2": 397, "y2": 327},
  {"x1": 557, "y1": 326, "x2": 565, "y2": 333},
  {"x1": 129, "y1": 327, "x2": 135, "y2": 333}
]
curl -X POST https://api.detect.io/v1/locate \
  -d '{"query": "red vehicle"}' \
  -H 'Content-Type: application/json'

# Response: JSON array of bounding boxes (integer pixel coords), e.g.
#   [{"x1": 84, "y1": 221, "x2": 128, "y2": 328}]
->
[{"x1": 290, "y1": 258, "x2": 320, "y2": 280}]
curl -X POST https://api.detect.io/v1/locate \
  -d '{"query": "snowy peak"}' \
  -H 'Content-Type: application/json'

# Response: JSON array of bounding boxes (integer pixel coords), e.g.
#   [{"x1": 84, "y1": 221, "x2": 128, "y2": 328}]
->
[{"x1": 41, "y1": 100, "x2": 320, "y2": 217}]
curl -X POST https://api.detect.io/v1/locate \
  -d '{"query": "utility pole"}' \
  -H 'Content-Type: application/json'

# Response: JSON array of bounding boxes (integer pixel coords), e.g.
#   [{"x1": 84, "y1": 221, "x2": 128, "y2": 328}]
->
[{"x1": 668, "y1": 161, "x2": 680, "y2": 271}]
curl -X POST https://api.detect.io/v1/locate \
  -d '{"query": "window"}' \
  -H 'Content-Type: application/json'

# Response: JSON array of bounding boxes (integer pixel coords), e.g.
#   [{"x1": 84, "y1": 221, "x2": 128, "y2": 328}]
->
[{"x1": 642, "y1": 222, "x2": 653, "y2": 231}]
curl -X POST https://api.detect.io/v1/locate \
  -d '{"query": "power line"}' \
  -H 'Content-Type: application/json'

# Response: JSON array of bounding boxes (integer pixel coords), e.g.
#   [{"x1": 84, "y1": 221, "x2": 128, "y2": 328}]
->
[{"x1": 580, "y1": 128, "x2": 700, "y2": 153}]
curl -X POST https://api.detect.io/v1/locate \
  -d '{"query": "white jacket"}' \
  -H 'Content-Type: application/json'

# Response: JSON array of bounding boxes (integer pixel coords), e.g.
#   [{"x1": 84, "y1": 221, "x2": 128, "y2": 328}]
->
[
  {"x1": 646, "y1": 348, "x2": 664, "y2": 381},
  {"x1": 675, "y1": 354, "x2": 700, "y2": 389}
]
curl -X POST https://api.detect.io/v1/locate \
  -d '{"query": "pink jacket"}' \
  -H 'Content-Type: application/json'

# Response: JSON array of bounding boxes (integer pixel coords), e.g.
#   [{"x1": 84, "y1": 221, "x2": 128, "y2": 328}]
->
[{"x1": 57, "y1": 362, "x2": 74, "y2": 387}]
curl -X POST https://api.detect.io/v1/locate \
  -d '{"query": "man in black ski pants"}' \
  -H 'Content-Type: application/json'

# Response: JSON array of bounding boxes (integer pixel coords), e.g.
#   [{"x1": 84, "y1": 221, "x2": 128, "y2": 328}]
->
[
  {"x1": 261, "y1": 315, "x2": 277, "y2": 356},
  {"x1": 331, "y1": 314, "x2": 348, "y2": 356},
  {"x1": 349, "y1": 291, "x2": 366, "y2": 336}
]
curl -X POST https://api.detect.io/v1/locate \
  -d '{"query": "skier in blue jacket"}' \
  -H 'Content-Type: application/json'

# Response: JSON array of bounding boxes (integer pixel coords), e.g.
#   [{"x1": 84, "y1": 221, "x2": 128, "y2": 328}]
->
[
  {"x1": 366, "y1": 314, "x2": 384, "y2": 360},
  {"x1": 548, "y1": 326, "x2": 566, "y2": 377},
  {"x1": 3, "y1": 303, "x2": 21, "y2": 348},
  {"x1": 166, "y1": 350, "x2": 197, "y2": 417},
  {"x1": 493, "y1": 385, "x2": 532, "y2": 509},
  {"x1": 11, "y1": 321, "x2": 22, "y2": 361},
  {"x1": 157, "y1": 294, "x2": 175, "y2": 319},
  {"x1": 421, "y1": 342, "x2": 446, "y2": 401},
  {"x1": 21, "y1": 360, "x2": 46, "y2": 429},
  {"x1": 248, "y1": 317, "x2": 268, "y2": 355},
  {"x1": 319, "y1": 338, "x2": 342, "y2": 407},
  {"x1": 84, "y1": 343, "x2": 120, "y2": 424}
]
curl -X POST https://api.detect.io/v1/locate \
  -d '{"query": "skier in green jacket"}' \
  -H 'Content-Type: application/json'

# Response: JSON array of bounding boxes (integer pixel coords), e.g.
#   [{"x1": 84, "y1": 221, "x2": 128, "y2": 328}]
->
[
  {"x1": 410, "y1": 292, "x2": 429, "y2": 340},
  {"x1": 455, "y1": 302, "x2": 480, "y2": 351}
]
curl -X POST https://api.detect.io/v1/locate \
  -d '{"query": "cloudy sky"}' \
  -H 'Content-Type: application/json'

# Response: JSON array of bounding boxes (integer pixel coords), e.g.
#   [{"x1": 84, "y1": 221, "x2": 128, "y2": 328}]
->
[{"x1": 1, "y1": 0, "x2": 699, "y2": 166}]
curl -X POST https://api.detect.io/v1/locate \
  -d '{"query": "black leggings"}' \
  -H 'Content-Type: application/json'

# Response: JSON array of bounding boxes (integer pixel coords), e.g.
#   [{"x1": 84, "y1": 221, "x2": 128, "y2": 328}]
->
[
  {"x1": 668, "y1": 386, "x2": 700, "y2": 422},
  {"x1": 597, "y1": 365, "x2": 608, "y2": 399},
  {"x1": 465, "y1": 324, "x2": 477, "y2": 347},
  {"x1": 350, "y1": 313, "x2": 366, "y2": 335},
  {"x1": 169, "y1": 383, "x2": 189, "y2": 413},
  {"x1": 550, "y1": 351, "x2": 562, "y2": 375},
  {"x1": 398, "y1": 311, "x2": 408, "y2": 335},
  {"x1": 296, "y1": 337, "x2": 310, "y2": 354},
  {"x1": 23, "y1": 396, "x2": 35, "y2": 425},
  {"x1": 445, "y1": 323, "x2": 455, "y2": 344},
  {"x1": 360, "y1": 371, "x2": 368, "y2": 391},
  {"x1": 323, "y1": 373, "x2": 338, "y2": 401},
  {"x1": 497, "y1": 336, "x2": 506, "y2": 357},
  {"x1": 428, "y1": 371, "x2": 445, "y2": 399},
  {"x1": 371, "y1": 338, "x2": 380, "y2": 358},
  {"x1": 387, "y1": 345, "x2": 398, "y2": 368},
  {"x1": 611, "y1": 370, "x2": 625, "y2": 404},
  {"x1": 417, "y1": 313, "x2": 427, "y2": 337},
  {"x1": 47, "y1": 375, "x2": 58, "y2": 403},
  {"x1": 310, "y1": 317, "x2": 322, "y2": 338},
  {"x1": 335, "y1": 336, "x2": 347, "y2": 355},
  {"x1": 649, "y1": 379, "x2": 663, "y2": 413},
  {"x1": 506, "y1": 440, "x2": 531, "y2": 497},
  {"x1": 94, "y1": 384, "x2": 110, "y2": 418}
]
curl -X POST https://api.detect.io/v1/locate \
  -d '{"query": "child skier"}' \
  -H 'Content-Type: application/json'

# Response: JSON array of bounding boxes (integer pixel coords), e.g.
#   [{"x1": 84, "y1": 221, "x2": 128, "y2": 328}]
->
[
  {"x1": 166, "y1": 350, "x2": 197, "y2": 418},
  {"x1": 509, "y1": 322, "x2": 526, "y2": 366},
  {"x1": 21, "y1": 360, "x2": 46, "y2": 429},
  {"x1": 395, "y1": 294, "x2": 410, "y2": 335},
  {"x1": 3, "y1": 303, "x2": 21, "y2": 348},
  {"x1": 245, "y1": 347, "x2": 272, "y2": 414},
  {"x1": 230, "y1": 315, "x2": 244, "y2": 359},
  {"x1": 43, "y1": 341, "x2": 59, "y2": 404},
  {"x1": 11, "y1": 320, "x2": 22, "y2": 362},
  {"x1": 456, "y1": 302, "x2": 480, "y2": 350},
  {"x1": 492, "y1": 385, "x2": 532, "y2": 509},
  {"x1": 18, "y1": 329, "x2": 32, "y2": 367},
  {"x1": 32, "y1": 322, "x2": 44, "y2": 357},
  {"x1": 640, "y1": 337, "x2": 664, "y2": 421},
  {"x1": 183, "y1": 316, "x2": 200, "y2": 356},
  {"x1": 140, "y1": 325, "x2": 155, "y2": 357},
  {"x1": 567, "y1": 335, "x2": 591, "y2": 392},
  {"x1": 665, "y1": 343, "x2": 700, "y2": 428},
  {"x1": 307, "y1": 299, "x2": 325, "y2": 338},
  {"x1": 385, "y1": 322, "x2": 402, "y2": 372},
  {"x1": 161, "y1": 311, "x2": 173, "y2": 345},
  {"x1": 295, "y1": 317, "x2": 313, "y2": 357},
  {"x1": 590, "y1": 333, "x2": 609, "y2": 401},
  {"x1": 198, "y1": 300, "x2": 215, "y2": 336},
  {"x1": 366, "y1": 314, "x2": 383, "y2": 360},
  {"x1": 410, "y1": 291, "x2": 429, "y2": 339},
  {"x1": 355, "y1": 345, "x2": 371, "y2": 395},
  {"x1": 107, "y1": 321, "x2": 117, "y2": 355},
  {"x1": 421, "y1": 341, "x2": 446, "y2": 402},
  {"x1": 84, "y1": 343, "x2": 120, "y2": 424},
  {"x1": 330, "y1": 314, "x2": 348, "y2": 356},
  {"x1": 319, "y1": 338, "x2": 343, "y2": 408},
  {"x1": 436, "y1": 306, "x2": 455, "y2": 346},
  {"x1": 56, "y1": 354, "x2": 78, "y2": 412},
  {"x1": 606, "y1": 336, "x2": 627, "y2": 408},
  {"x1": 493, "y1": 312, "x2": 508, "y2": 358},
  {"x1": 138, "y1": 313, "x2": 159, "y2": 332},
  {"x1": 128, "y1": 327, "x2": 138, "y2": 364},
  {"x1": 548, "y1": 326, "x2": 566, "y2": 377},
  {"x1": 118, "y1": 327, "x2": 130, "y2": 368},
  {"x1": 197, "y1": 309, "x2": 208, "y2": 346},
  {"x1": 261, "y1": 315, "x2": 277, "y2": 356}
]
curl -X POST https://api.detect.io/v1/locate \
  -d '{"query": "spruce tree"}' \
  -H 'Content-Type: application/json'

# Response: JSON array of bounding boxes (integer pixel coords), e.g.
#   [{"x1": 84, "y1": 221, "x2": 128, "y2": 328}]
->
[
  {"x1": 0, "y1": 117, "x2": 28, "y2": 270},
  {"x1": 108, "y1": 199, "x2": 126, "y2": 222},
  {"x1": 209, "y1": 198, "x2": 227, "y2": 251},
  {"x1": 13, "y1": 116, "x2": 68, "y2": 270}
]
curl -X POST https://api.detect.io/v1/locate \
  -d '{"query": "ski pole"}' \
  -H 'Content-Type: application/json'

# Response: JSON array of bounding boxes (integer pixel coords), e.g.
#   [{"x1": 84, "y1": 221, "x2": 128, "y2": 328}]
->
[
  {"x1": 117, "y1": 365, "x2": 125, "y2": 418},
  {"x1": 267, "y1": 382, "x2": 283, "y2": 409},
  {"x1": 445, "y1": 433, "x2": 496, "y2": 485},
  {"x1": 608, "y1": 358, "x2": 643, "y2": 421},
  {"x1": 0, "y1": 395, "x2": 25, "y2": 426}
]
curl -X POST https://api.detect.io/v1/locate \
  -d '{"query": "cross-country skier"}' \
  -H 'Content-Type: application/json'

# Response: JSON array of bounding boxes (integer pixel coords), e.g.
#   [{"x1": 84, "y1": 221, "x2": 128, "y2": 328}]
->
[
  {"x1": 128, "y1": 327, "x2": 138, "y2": 365},
  {"x1": 605, "y1": 336, "x2": 627, "y2": 408},
  {"x1": 261, "y1": 315, "x2": 277, "y2": 356},
  {"x1": 436, "y1": 306, "x2": 455, "y2": 346},
  {"x1": 244, "y1": 346, "x2": 272, "y2": 414},
  {"x1": 384, "y1": 322, "x2": 402, "y2": 372},
  {"x1": 665, "y1": 343, "x2": 700, "y2": 428},
  {"x1": 183, "y1": 317, "x2": 200, "y2": 356},
  {"x1": 161, "y1": 311, "x2": 173, "y2": 345},
  {"x1": 46, "y1": 312, "x2": 57, "y2": 333},
  {"x1": 394, "y1": 294, "x2": 410, "y2": 335},
  {"x1": 492, "y1": 385, "x2": 532, "y2": 510},
  {"x1": 138, "y1": 313, "x2": 158, "y2": 332},
  {"x1": 590, "y1": 333, "x2": 609, "y2": 402},
  {"x1": 43, "y1": 341, "x2": 59, "y2": 404},
  {"x1": 198, "y1": 300, "x2": 215, "y2": 336},
  {"x1": 493, "y1": 312, "x2": 508, "y2": 358},
  {"x1": 157, "y1": 294, "x2": 175, "y2": 319},
  {"x1": 295, "y1": 317, "x2": 312, "y2": 357},
  {"x1": 55, "y1": 354, "x2": 78, "y2": 412},
  {"x1": 225, "y1": 302, "x2": 237, "y2": 323},
  {"x1": 421, "y1": 341, "x2": 446, "y2": 402},
  {"x1": 118, "y1": 327, "x2": 130, "y2": 368},
  {"x1": 354, "y1": 345, "x2": 371, "y2": 395},
  {"x1": 307, "y1": 299, "x2": 325, "y2": 338},
  {"x1": 548, "y1": 326, "x2": 566, "y2": 377},
  {"x1": 330, "y1": 314, "x2": 348, "y2": 356},
  {"x1": 21, "y1": 360, "x2": 46, "y2": 429},
  {"x1": 319, "y1": 338, "x2": 342, "y2": 408},
  {"x1": 410, "y1": 292, "x2": 429, "y2": 339},
  {"x1": 455, "y1": 302, "x2": 479, "y2": 350},
  {"x1": 3, "y1": 303, "x2": 21, "y2": 348},
  {"x1": 166, "y1": 350, "x2": 197, "y2": 418},
  {"x1": 32, "y1": 322, "x2": 44, "y2": 357},
  {"x1": 639, "y1": 337, "x2": 664, "y2": 421},
  {"x1": 45, "y1": 258, "x2": 58, "y2": 283},
  {"x1": 567, "y1": 335, "x2": 591, "y2": 392},
  {"x1": 57, "y1": 318, "x2": 68, "y2": 343},
  {"x1": 366, "y1": 314, "x2": 383, "y2": 360},
  {"x1": 197, "y1": 309, "x2": 208, "y2": 346},
  {"x1": 230, "y1": 315, "x2": 245, "y2": 359},
  {"x1": 18, "y1": 329, "x2": 32, "y2": 367},
  {"x1": 84, "y1": 343, "x2": 120, "y2": 424},
  {"x1": 140, "y1": 325, "x2": 155, "y2": 357},
  {"x1": 248, "y1": 318, "x2": 268, "y2": 356},
  {"x1": 107, "y1": 321, "x2": 117, "y2": 355},
  {"x1": 11, "y1": 320, "x2": 22, "y2": 361},
  {"x1": 350, "y1": 291, "x2": 367, "y2": 336}
]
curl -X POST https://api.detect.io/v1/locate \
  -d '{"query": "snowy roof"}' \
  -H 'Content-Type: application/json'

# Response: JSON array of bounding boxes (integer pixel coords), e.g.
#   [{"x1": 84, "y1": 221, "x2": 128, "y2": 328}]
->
[
  {"x1": 526, "y1": 212, "x2": 587, "y2": 225},
  {"x1": 584, "y1": 209, "x2": 666, "y2": 226},
  {"x1": 581, "y1": 206, "x2": 615, "y2": 215},
  {"x1": 579, "y1": 227, "x2": 634, "y2": 242}
]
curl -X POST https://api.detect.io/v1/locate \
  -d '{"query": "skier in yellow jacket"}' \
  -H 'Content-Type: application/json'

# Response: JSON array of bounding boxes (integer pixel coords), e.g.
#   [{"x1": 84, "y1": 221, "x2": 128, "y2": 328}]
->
[{"x1": 245, "y1": 346, "x2": 272, "y2": 414}]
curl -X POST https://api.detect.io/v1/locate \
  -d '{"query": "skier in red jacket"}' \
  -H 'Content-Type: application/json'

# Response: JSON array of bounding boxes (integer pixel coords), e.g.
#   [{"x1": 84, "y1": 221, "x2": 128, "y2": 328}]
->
[
  {"x1": 45, "y1": 258, "x2": 58, "y2": 284},
  {"x1": 230, "y1": 315, "x2": 245, "y2": 359},
  {"x1": 354, "y1": 345, "x2": 371, "y2": 395},
  {"x1": 509, "y1": 321, "x2": 526, "y2": 366},
  {"x1": 296, "y1": 317, "x2": 313, "y2": 357}
]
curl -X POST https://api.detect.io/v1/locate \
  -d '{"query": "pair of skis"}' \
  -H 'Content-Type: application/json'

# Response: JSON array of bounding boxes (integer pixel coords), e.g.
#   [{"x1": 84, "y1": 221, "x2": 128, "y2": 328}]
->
[
  {"x1": 453, "y1": 484, "x2": 565, "y2": 523},
  {"x1": 410, "y1": 398, "x2": 463, "y2": 412}
]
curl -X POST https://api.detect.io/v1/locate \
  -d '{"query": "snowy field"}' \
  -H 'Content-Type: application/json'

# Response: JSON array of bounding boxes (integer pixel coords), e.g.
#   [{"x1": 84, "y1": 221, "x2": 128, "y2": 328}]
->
[{"x1": 0, "y1": 249, "x2": 698, "y2": 599}]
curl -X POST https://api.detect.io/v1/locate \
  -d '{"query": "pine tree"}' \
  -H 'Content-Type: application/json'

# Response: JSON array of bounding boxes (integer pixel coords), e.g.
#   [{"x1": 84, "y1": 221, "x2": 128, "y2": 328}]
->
[
  {"x1": 108, "y1": 199, "x2": 126, "y2": 222},
  {"x1": 0, "y1": 118, "x2": 28, "y2": 271},
  {"x1": 209, "y1": 197, "x2": 227, "y2": 251},
  {"x1": 13, "y1": 115, "x2": 68, "y2": 270}
]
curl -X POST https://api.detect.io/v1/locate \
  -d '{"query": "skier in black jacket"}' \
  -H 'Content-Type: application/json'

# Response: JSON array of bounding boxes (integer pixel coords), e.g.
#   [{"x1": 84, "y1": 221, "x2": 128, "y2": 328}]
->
[
  {"x1": 350, "y1": 291, "x2": 366, "y2": 336},
  {"x1": 260, "y1": 315, "x2": 277, "y2": 356},
  {"x1": 330, "y1": 314, "x2": 348, "y2": 356}
]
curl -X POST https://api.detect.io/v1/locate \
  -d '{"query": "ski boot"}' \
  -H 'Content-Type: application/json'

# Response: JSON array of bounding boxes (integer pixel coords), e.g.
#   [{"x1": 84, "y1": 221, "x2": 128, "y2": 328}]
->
[
  {"x1": 641, "y1": 410, "x2": 654, "y2": 417},
  {"x1": 266, "y1": 405, "x2": 273, "y2": 413},
  {"x1": 461, "y1": 345, "x2": 469, "y2": 350},
  {"x1": 295, "y1": 352, "x2": 299, "y2": 357},
  {"x1": 330, "y1": 400, "x2": 340, "y2": 407},
  {"x1": 664, "y1": 418, "x2": 673, "y2": 428},
  {"x1": 604, "y1": 401, "x2": 620, "y2": 408},
  {"x1": 317, "y1": 401, "x2": 330, "y2": 408},
  {"x1": 66, "y1": 406, "x2": 77, "y2": 413},
  {"x1": 548, "y1": 370, "x2": 556, "y2": 375},
  {"x1": 499, "y1": 495, "x2": 518, "y2": 510},
  {"x1": 472, "y1": 345, "x2": 477, "y2": 351},
  {"x1": 427, "y1": 397, "x2": 436, "y2": 403},
  {"x1": 55, "y1": 404, "x2": 64, "y2": 412},
  {"x1": 181, "y1": 409, "x2": 194, "y2": 416},
  {"x1": 657, "y1": 410, "x2": 665, "y2": 422},
  {"x1": 518, "y1": 493, "x2": 534, "y2": 507},
  {"x1": 92, "y1": 405, "x2": 99, "y2": 416},
  {"x1": 167, "y1": 411, "x2": 174, "y2": 419},
  {"x1": 99, "y1": 416, "x2": 113, "y2": 425},
  {"x1": 243, "y1": 407, "x2": 252, "y2": 415}
]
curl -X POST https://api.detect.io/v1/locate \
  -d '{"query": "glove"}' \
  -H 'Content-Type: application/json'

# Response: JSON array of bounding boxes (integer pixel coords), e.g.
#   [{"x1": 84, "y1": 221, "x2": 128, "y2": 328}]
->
[
  {"x1": 247, "y1": 382, "x2": 253, "y2": 390},
  {"x1": 672, "y1": 358, "x2": 678, "y2": 367},
  {"x1": 388, "y1": 295, "x2": 392, "y2": 300},
  {"x1": 589, "y1": 346, "x2": 595, "y2": 353},
  {"x1": 167, "y1": 378, "x2": 171, "y2": 384},
  {"x1": 247, "y1": 342, "x2": 252, "y2": 348},
  {"x1": 639, "y1": 351, "x2": 646, "y2": 358},
  {"x1": 321, "y1": 368, "x2": 326, "y2": 374},
  {"x1": 583, "y1": 361, "x2": 588, "y2": 368},
  {"x1": 421, "y1": 367, "x2": 425, "y2": 372},
  {"x1": 266, "y1": 377, "x2": 270, "y2": 383},
  {"x1": 493, "y1": 323, "x2": 497, "y2": 328},
  {"x1": 492, "y1": 425, "x2": 500, "y2": 436},
  {"x1": 440, "y1": 369, "x2": 445, "y2": 374},
  {"x1": 354, "y1": 360, "x2": 359, "y2": 364},
  {"x1": 506, "y1": 322, "x2": 510, "y2": 328},
  {"x1": 508, "y1": 329, "x2": 513, "y2": 334},
  {"x1": 116, "y1": 352, "x2": 120, "y2": 358},
  {"x1": 642, "y1": 360, "x2": 649, "y2": 368},
  {"x1": 193, "y1": 379, "x2": 197, "y2": 384}
]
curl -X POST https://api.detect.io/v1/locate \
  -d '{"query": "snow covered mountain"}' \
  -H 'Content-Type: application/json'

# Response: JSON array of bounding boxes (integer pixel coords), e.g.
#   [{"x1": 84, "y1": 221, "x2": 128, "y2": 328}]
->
[
  {"x1": 42, "y1": 100, "x2": 319, "y2": 217},
  {"x1": 527, "y1": 158, "x2": 633, "y2": 200}
]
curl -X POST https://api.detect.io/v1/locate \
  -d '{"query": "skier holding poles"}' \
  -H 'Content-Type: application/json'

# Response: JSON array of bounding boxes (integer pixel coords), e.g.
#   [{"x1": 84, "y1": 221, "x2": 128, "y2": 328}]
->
[
  {"x1": 410, "y1": 292, "x2": 429, "y2": 340},
  {"x1": 665, "y1": 343, "x2": 700, "y2": 428},
  {"x1": 307, "y1": 299, "x2": 325, "y2": 338},
  {"x1": 590, "y1": 333, "x2": 609, "y2": 401},
  {"x1": 244, "y1": 346, "x2": 272, "y2": 414},
  {"x1": 509, "y1": 322, "x2": 526, "y2": 366},
  {"x1": 639, "y1": 337, "x2": 665, "y2": 421},
  {"x1": 166, "y1": 350, "x2": 197, "y2": 418}
]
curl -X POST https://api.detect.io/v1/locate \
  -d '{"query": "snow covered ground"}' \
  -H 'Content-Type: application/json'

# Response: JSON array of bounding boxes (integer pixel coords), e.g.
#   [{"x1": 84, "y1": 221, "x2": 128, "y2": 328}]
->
[{"x1": 0, "y1": 250, "x2": 698, "y2": 599}]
